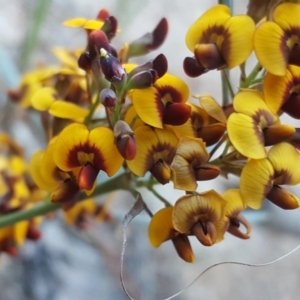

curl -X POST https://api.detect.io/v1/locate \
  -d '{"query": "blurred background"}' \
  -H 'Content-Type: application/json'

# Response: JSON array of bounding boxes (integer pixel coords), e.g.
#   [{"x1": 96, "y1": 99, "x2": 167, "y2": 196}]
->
[{"x1": 0, "y1": 0, "x2": 300, "y2": 299}]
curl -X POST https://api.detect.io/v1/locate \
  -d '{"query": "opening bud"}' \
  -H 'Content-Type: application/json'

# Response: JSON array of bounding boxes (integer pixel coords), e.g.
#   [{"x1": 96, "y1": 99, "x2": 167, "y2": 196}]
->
[
  {"x1": 100, "y1": 88, "x2": 116, "y2": 108},
  {"x1": 114, "y1": 120, "x2": 136, "y2": 160},
  {"x1": 88, "y1": 30, "x2": 111, "y2": 61}
]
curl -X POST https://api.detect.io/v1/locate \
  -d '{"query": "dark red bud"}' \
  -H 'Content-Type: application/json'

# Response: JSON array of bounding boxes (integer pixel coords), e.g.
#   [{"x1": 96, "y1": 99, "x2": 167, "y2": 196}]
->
[
  {"x1": 183, "y1": 57, "x2": 206, "y2": 77},
  {"x1": 126, "y1": 70, "x2": 158, "y2": 90},
  {"x1": 152, "y1": 53, "x2": 168, "y2": 78},
  {"x1": 78, "y1": 51, "x2": 92, "y2": 72},
  {"x1": 88, "y1": 30, "x2": 111, "y2": 61},
  {"x1": 101, "y1": 16, "x2": 118, "y2": 41},
  {"x1": 100, "y1": 88, "x2": 116, "y2": 107},
  {"x1": 96, "y1": 9, "x2": 110, "y2": 21}
]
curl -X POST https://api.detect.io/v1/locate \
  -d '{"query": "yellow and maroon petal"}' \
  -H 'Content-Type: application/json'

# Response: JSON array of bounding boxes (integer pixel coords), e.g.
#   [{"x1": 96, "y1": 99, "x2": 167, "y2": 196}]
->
[
  {"x1": 131, "y1": 87, "x2": 164, "y2": 128},
  {"x1": 148, "y1": 206, "x2": 177, "y2": 247},
  {"x1": 154, "y1": 74, "x2": 189, "y2": 104},
  {"x1": 172, "y1": 190, "x2": 226, "y2": 234},
  {"x1": 263, "y1": 67, "x2": 293, "y2": 114},
  {"x1": 185, "y1": 5, "x2": 231, "y2": 51},
  {"x1": 268, "y1": 142, "x2": 300, "y2": 185},
  {"x1": 126, "y1": 126, "x2": 159, "y2": 176},
  {"x1": 88, "y1": 126, "x2": 123, "y2": 176},
  {"x1": 227, "y1": 113, "x2": 267, "y2": 159},
  {"x1": 254, "y1": 21, "x2": 288, "y2": 75},
  {"x1": 222, "y1": 15, "x2": 255, "y2": 68},
  {"x1": 272, "y1": 3, "x2": 300, "y2": 32},
  {"x1": 240, "y1": 158, "x2": 274, "y2": 209},
  {"x1": 53, "y1": 123, "x2": 90, "y2": 171},
  {"x1": 49, "y1": 101, "x2": 89, "y2": 119}
]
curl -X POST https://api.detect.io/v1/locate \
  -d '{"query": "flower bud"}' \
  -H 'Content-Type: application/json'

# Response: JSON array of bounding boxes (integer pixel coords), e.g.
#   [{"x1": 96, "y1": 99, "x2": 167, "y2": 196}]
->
[
  {"x1": 267, "y1": 185, "x2": 300, "y2": 210},
  {"x1": 195, "y1": 164, "x2": 221, "y2": 181},
  {"x1": 127, "y1": 18, "x2": 168, "y2": 57},
  {"x1": 126, "y1": 70, "x2": 158, "y2": 90},
  {"x1": 88, "y1": 30, "x2": 111, "y2": 61},
  {"x1": 100, "y1": 88, "x2": 116, "y2": 108},
  {"x1": 78, "y1": 51, "x2": 92, "y2": 72},
  {"x1": 100, "y1": 48, "x2": 125, "y2": 82},
  {"x1": 101, "y1": 16, "x2": 118, "y2": 41},
  {"x1": 96, "y1": 9, "x2": 110, "y2": 21},
  {"x1": 114, "y1": 120, "x2": 137, "y2": 160}
]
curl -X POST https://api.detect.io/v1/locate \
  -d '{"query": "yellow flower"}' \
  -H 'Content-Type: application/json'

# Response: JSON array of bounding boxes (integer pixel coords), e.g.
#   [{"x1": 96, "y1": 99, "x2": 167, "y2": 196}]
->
[
  {"x1": 148, "y1": 207, "x2": 195, "y2": 263},
  {"x1": 53, "y1": 123, "x2": 123, "y2": 194},
  {"x1": 254, "y1": 2, "x2": 300, "y2": 75},
  {"x1": 240, "y1": 143, "x2": 300, "y2": 209},
  {"x1": 126, "y1": 125, "x2": 178, "y2": 184},
  {"x1": 130, "y1": 73, "x2": 190, "y2": 128},
  {"x1": 227, "y1": 90, "x2": 295, "y2": 159},
  {"x1": 184, "y1": 5, "x2": 255, "y2": 76},
  {"x1": 172, "y1": 190, "x2": 227, "y2": 246}
]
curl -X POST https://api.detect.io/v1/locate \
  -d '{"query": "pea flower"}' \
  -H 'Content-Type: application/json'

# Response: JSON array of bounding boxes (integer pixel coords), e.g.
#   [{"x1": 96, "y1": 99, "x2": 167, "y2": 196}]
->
[
  {"x1": 227, "y1": 90, "x2": 295, "y2": 159},
  {"x1": 184, "y1": 5, "x2": 255, "y2": 77},
  {"x1": 126, "y1": 125, "x2": 178, "y2": 184},
  {"x1": 172, "y1": 190, "x2": 227, "y2": 246},
  {"x1": 131, "y1": 73, "x2": 191, "y2": 128},
  {"x1": 254, "y1": 2, "x2": 300, "y2": 75},
  {"x1": 53, "y1": 123, "x2": 124, "y2": 193},
  {"x1": 170, "y1": 136, "x2": 220, "y2": 191},
  {"x1": 148, "y1": 206, "x2": 195, "y2": 263},
  {"x1": 240, "y1": 143, "x2": 300, "y2": 210}
]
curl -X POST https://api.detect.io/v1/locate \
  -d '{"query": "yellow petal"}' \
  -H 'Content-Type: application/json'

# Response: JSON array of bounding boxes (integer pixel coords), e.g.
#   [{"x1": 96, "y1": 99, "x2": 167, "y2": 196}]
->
[
  {"x1": 197, "y1": 94, "x2": 227, "y2": 123},
  {"x1": 31, "y1": 87, "x2": 56, "y2": 111},
  {"x1": 49, "y1": 101, "x2": 89, "y2": 119},
  {"x1": 88, "y1": 126, "x2": 123, "y2": 176},
  {"x1": 185, "y1": 5, "x2": 231, "y2": 52},
  {"x1": 273, "y1": 3, "x2": 300, "y2": 31},
  {"x1": 13, "y1": 221, "x2": 29, "y2": 246},
  {"x1": 131, "y1": 87, "x2": 164, "y2": 128},
  {"x1": 254, "y1": 21, "x2": 288, "y2": 75},
  {"x1": 63, "y1": 18, "x2": 87, "y2": 28},
  {"x1": 222, "y1": 189, "x2": 247, "y2": 217},
  {"x1": 84, "y1": 20, "x2": 104, "y2": 30},
  {"x1": 227, "y1": 113, "x2": 267, "y2": 159},
  {"x1": 268, "y1": 143, "x2": 300, "y2": 185},
  {"x1": 263, "y1": 67, "x2": 293, "y2": 114},
  {"x1": 54, "y1": 123, "x2": 89, "y2": 171},
  {"x1": 240, "y1": 158, "x2": 274, "y2": 209},
  {"x1": 222, "y1": 15, "x2": 255, "y2": 68},
  {"x1": 148, "y1": 207, "x2": 176, "y2": 247}
]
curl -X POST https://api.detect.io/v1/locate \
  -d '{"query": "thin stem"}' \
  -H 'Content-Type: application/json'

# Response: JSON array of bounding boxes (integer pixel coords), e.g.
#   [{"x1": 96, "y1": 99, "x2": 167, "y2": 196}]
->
[
  {"x1": 240, "y1": 62, "x2": 262, "y2": 88},
  {"x1": 147, "y1": 186, "x2": 172, "y2": 207},
  {"x1": 0, "y1": 173, "x2": 131, "y2": 228},
  {"x1": 221, "y1": 70, "x2": 235, "y2": 102},
  {"x1": 84, "y1": 92, "x2": 101, "y2": 126},
  {"x1": 209, "y1": 133, "x2": 228, "y2": 159}
]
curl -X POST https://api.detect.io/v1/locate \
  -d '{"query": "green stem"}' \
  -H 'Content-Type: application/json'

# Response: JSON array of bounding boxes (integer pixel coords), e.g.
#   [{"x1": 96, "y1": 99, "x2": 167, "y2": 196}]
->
[
  {"x1": 240, "y1": 62, "x2": 262, "y2": 88},
  {"x1": 221, "y1": 70, "x2": 234, "y2": 102},
  {"x1": 0, "y1": 173, "x2": 131, "y2": 228},
  {"x1": 84, "y1": 92, "x2": 101, "y2": 126}
]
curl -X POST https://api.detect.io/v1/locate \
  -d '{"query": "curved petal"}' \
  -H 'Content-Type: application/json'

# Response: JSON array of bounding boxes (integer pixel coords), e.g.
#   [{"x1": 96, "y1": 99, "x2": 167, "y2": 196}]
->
[
  {"x1": 185, "y1": 5, "x2": 231, "y2": 51},
  {"x1": 268, "y1": 142, "x2": 300, "y2": 185},
  {"x1": 222, "y1": 15, "x2": 255, "y2": 68},
  {"x1": 222, "y1": 189, "x2": 247, "y2": 217},
  {"x1": 31, "y1": 87, "x2": 56, "y2": 111},
  {"x1": 148, "y1": 207, "x2": 176, "y2": 247},
  {"x1": 254, "y1": 22, "x2": 288, "y2": 75},
  {"x1": 53, "y1": 123, "x2": 89, "y2": 171},
  {"x1": 131, "y1": 87, "x2": 164, "y2": 128},
  {"x1": 89, "y1": 126, "x2": 123, "y2": 176},
  {"x1": 49, "y1": 101, "x2": 89, "y2": 119},
  {"x1": 126, "y1": 126, "x2": 158, "y2": 176},
  {"x1": 173, "y1": 190, "x2": 226, "y2": 234},
  {"x1": 273, "y1": 3, "x2": 300, "y2": 31},
  {"x1": 240, "y1": 158, "x2": 274, "y2": 209},
  {"x1": 227, "y1": 113, "x2": 267, "y2": 159},
  {"x1": 264, "y1": 68, "x2": 293, "y2": 114},
  {"x1": 154, "y1": 74, "x2": 189, "y2": 104}
]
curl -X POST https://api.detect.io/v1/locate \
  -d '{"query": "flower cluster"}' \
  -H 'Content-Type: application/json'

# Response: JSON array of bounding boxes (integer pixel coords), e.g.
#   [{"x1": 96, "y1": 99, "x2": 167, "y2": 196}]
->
[{"x1": 2, "y1": 2, "x2": 300, "y2": 266}]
